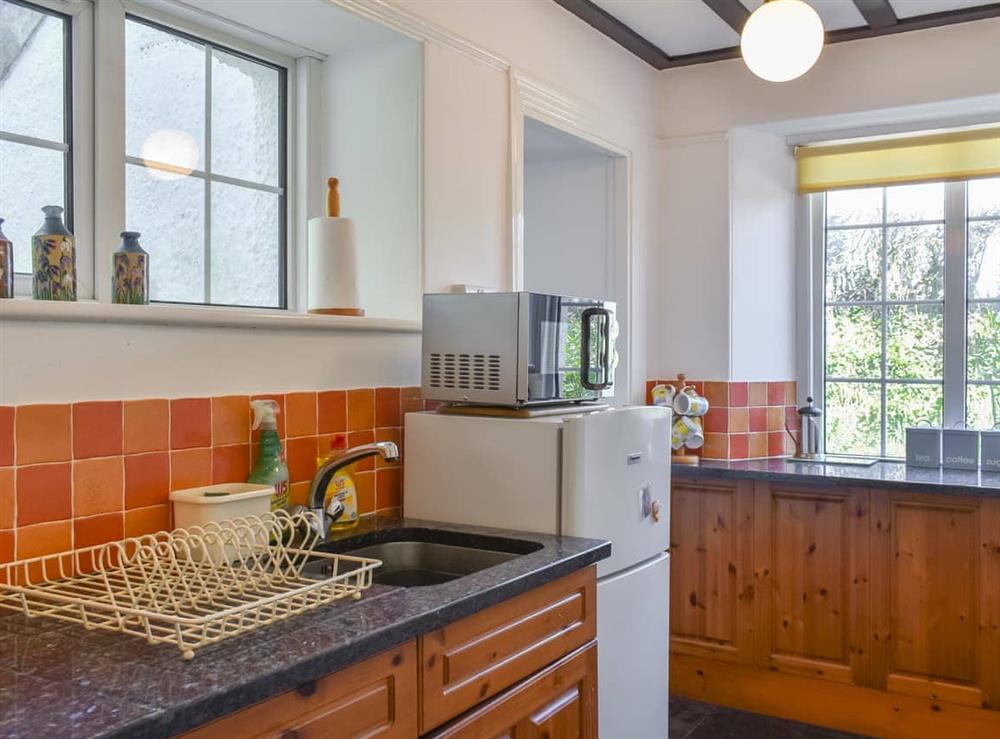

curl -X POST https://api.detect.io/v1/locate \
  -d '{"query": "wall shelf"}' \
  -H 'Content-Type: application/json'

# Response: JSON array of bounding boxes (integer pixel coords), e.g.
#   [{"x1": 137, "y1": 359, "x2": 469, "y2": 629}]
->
[{"x1": 0, "y1": 299, "x2": 421, "y2": 333}]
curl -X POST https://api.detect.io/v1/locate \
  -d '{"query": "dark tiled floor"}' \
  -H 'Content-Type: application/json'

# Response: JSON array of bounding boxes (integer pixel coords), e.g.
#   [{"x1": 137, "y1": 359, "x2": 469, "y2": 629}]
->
[{"x1": 670, "y1": 697, "x2": 871, "y2": 739}]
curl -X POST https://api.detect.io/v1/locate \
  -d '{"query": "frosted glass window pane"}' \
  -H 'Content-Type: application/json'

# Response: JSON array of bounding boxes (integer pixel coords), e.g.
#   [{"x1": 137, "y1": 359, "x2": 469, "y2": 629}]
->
[
  {"x1": 886, "y1": 182, "x2": 944, "y2": 223},
  {"x1": 211, "y1": 49, "x2": 280, "y2": 185},
  {"x1": 126, "y1": 163, "x2": 205, "y2": 302},
  {"x1": 0, "y1": 140, "x2": 65, "y2": 273},
  {"x1": 0, "y1": 2, "x2": 65, "y2": 142},
  {"x1": 210, "y1": 182, "x2": 280, "y2": 307},
  {"x1": 125, "y1": 19, "x2": 205, "y2": 169}
]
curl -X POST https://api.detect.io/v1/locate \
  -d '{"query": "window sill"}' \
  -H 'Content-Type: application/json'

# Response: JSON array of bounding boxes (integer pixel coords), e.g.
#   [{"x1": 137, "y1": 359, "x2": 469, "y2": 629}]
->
[{"x1": 0, "y1": 298, "x2": 421, "y2": 333}]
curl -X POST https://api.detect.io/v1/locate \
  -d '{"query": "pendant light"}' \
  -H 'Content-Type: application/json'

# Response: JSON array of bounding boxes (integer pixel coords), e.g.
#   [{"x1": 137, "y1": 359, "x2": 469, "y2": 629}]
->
[{"x1": 740, "y1": 0, "x2": 825, "y2": 82}]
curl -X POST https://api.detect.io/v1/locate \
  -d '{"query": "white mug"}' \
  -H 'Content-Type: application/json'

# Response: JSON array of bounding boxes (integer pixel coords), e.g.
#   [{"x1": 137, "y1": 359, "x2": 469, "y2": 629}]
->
[
  {"x1": 651, "y1": 383, "x2": 676, "y2": 407},
  {"x1": 671, "y1": 416, "x2": 704, "y2": 450},
  {"x1": 673, "y1": 387, "x2": 709, "y2": 417}
]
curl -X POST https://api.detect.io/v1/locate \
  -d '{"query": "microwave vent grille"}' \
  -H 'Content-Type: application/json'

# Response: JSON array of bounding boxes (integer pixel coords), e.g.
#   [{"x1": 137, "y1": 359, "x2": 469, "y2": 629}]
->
[{"x1": 428, "y1": 353, "x2": 501, "y2": 392}]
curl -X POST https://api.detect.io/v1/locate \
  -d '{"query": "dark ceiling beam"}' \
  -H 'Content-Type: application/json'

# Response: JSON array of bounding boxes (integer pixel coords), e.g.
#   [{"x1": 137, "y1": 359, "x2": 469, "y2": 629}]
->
[
  {"x1": 552, "y1": 0, "x2": 671, "y2": 69},
  {"x1": 852, "y1": 0, "x2": 899, "y2": 28},
  {"x1": 702, "y1": 0, "x2": 751, "y2": 34},
  {"x1": 665, "y1": 2, "x2": 1000, "y2": 68},
  {"x1": 554, "y1": 1, "x2": 1000, "y2": 70}
]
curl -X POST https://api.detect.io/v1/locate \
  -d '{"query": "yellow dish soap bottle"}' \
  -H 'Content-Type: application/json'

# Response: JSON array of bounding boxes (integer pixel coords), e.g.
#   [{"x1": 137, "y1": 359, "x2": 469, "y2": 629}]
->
[{"x1": 317, "y1": 434, "x2": 360, "y2": 529}]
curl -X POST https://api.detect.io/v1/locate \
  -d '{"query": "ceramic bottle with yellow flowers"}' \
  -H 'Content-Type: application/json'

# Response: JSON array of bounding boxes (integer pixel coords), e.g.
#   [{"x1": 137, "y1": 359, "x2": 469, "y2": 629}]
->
[
  {"x1": 31, "y1": 205, "x2": 76, "y2": 301},
  {"x1": 112, "y1": 231, "x2": 149, "y2": 304}
]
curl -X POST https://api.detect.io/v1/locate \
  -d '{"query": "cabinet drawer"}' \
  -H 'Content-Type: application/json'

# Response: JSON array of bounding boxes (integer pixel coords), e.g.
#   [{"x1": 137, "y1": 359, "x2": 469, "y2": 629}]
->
[
  {"x1": 419, "y1": 566, "x2": 596, "y2": 733},
  {"x1": 428, "y1": 641, "x2": 598, "y2": 739},
  {"x1": 179, "y1": 641, "x2": 417, "y2": 739}
]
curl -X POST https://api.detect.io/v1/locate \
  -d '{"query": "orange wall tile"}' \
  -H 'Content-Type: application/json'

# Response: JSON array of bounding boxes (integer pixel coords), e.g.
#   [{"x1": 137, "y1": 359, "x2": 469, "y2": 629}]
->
[
  {"x1": 170, "y1": 398, "x2": 211, "y2": 449},
  {"x1": 0, "y1": 406, "x2": 14, "y2": 467},
  {"x1": 170, "y1": 448, "x2": 212, "y2": 491},
  {"x1": 347, "y1": 389, "x2": 375, "y2": 431},
  {"x1": 650, "y1": 378, "x2": 795, "y2": 461},
  {"x1": 286, "y1": 392, "x2": 318, "y2": 438},
  {"x1": 6, "y1": 386, "x2": 423, "y2": 561},
  {"x1": 0, "y1": 468, "x2": 13, "y2": 529},
  {"x1": 17, "y1": 463, "x2": 72, "y2": 526},
  {"x1": 124, "y1": 399, "x2": 168, "y2": 454},
  {"x1": 212, "y1": 396, "x2": 250, "y2": 446},
  {"x1": 73, "y1": 457, "x2": 123, "y2": 517},
  {"x1": 73, "y1": 401, "x2": 123, "y2": 459},
  {"x1": 16, "y1": 404, "x2": 71, "y2": 465},
  {"x1": 124, "y1": 452, "x2": 170, "y2": 509}
]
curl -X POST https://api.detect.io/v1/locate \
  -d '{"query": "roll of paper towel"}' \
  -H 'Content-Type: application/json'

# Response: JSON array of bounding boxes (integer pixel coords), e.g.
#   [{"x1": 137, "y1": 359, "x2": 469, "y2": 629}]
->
[{"x1": 307, "y1": 216, "x2": 362, "y2": 315}]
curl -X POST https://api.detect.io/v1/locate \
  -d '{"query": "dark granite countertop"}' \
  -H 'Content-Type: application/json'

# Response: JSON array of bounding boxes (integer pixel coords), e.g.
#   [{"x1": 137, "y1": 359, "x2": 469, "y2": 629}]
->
[
  {"x1": 0, "y1": 515, "x2": 610, "y2": 739},
  {"x1": 674, "y1": 457, "x2": 1000, "y2": 497}
]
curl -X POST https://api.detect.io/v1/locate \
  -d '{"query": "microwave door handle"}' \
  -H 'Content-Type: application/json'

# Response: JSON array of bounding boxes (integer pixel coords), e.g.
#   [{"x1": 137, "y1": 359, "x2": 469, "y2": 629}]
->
[{"x1": 580, "y1": 307, "x2": 612, "y2": 391}]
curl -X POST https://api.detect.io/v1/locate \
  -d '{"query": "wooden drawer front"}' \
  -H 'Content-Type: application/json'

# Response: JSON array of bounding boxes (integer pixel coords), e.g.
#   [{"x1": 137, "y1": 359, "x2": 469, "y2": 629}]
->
[
  {"x1": 670, "y1": 478, "x2": 754, "y2": 663},
  {"x1": 180, "y1": 641, "x2": 417, "y2": 739},
  {"x1": 427, "y1": 641, "x2": 598, "y2": 739},
  {"x1": 419, "y1": 566, "x2": 596, "y2": 733}
]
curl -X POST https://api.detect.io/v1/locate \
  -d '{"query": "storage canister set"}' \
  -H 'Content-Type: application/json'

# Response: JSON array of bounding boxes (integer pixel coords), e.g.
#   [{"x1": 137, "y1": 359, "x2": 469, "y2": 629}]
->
[{"x1": 906, "y1": 424, "x2": 1000, "y2": 471}]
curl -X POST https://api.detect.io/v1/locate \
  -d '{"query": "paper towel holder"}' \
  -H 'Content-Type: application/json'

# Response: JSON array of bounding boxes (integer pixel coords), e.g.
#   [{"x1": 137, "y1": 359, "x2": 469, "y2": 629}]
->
[{"x1": 307, "y1": 177, "x2": 365, "y2": 317}]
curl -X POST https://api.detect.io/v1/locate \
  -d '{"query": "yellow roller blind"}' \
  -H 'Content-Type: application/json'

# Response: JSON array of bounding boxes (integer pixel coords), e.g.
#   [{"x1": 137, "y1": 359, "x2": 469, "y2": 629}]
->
[{"x1": 796, "y1": 127, "x2": 1000, "y2": 194}]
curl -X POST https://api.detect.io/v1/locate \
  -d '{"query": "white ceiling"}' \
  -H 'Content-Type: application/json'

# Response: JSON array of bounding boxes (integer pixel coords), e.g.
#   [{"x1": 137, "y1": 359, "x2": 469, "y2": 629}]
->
[{"x1": 590, "y1": 0, "x2": 997, "y2": 58}]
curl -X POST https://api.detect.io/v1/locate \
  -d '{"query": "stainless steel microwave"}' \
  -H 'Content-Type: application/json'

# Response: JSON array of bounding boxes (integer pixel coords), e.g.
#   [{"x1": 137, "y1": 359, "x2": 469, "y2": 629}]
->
[{"x1": 422, "y1": 292, "x2": 618, "y2": 407}]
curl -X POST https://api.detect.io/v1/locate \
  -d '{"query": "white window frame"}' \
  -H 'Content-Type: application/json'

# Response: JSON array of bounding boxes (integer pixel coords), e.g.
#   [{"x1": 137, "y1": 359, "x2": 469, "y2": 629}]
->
[
  {"x1": 5, "y1": 0, "x2": 94, "y2": 299},
  {"x1": 4, "y1": 0, "x2": 305, "y2": 308},
  {"x1": 809, "y1": 179, "x2": 994, "y2": 458},
  {"x1": 95, "y1": 0, "x2": 298, "y2": 309}
]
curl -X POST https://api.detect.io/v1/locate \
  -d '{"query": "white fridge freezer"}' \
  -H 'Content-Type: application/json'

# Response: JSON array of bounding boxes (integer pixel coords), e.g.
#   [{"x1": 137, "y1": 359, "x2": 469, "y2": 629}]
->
[{"x1": 405, "y1": 406, "x2": 671, "y2": 738}]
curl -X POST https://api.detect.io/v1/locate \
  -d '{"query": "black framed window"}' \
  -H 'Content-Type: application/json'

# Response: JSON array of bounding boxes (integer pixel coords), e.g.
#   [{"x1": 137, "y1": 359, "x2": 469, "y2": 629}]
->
[
  {"x1": 123, "y1": 15, "x2": 287, "y2": 308},
  {"x1": 0, "y1": 0, "x2": 72, "y2": 273}
]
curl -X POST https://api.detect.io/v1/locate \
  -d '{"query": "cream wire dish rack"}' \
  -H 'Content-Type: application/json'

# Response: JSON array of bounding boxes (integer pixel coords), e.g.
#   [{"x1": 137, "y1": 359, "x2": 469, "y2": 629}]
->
[{"x1": 0, "y1": 510, "x2": 380, "y2": 659}]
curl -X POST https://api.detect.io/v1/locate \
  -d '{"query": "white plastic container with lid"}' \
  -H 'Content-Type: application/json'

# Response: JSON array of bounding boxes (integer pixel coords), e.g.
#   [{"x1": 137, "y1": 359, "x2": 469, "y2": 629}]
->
[{"x1": 169, "y1": 483, "x2": 275, "y2": 530}]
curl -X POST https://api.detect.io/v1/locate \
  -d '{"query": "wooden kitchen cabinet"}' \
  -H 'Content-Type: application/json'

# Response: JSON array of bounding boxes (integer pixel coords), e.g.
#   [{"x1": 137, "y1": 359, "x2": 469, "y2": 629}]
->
[
  {"x1": 753, "y1": 481, "x2": 870, "y2": 687},
  {"x1": 870, "y1": 490, "x2": 1000, "y2": 709},
  {"x1": 670, "y1": 477, "x2": 1000, "y2": 738},
  {"x1": 180, "y1": 567, "x2": 599, "y2": 739},
  {"x1": 180, "y1": 640, "x2": 418, "y2": 739},
  {"x1": 669, "y1": 477, "x2": 754, "y2": 663},
  {"x1": 419, "y1": 566, "x2": 597, "y2": 733},
  {"x1": 427, "y1": 642, "x2": 598, "y2": 739}
]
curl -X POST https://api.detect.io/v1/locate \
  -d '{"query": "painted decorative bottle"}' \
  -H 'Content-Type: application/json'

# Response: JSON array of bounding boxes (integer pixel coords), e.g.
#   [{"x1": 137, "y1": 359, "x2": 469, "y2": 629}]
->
[
  {"x1": 31, "y1": 205, "x2": 76, "y2": 301},
  {"x1": 0, "y1": 218, "x2": 12, "y2": 299},
  {"x1": 112, "y1": 231, "x2": 150, "y2": 304}
]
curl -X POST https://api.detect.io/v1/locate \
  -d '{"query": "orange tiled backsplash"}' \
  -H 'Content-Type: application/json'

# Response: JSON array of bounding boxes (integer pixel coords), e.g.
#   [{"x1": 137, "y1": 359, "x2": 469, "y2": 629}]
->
[
  {"x1": 0, "y1": 387, "x2": 432, "y2": 566},
  {"x1": 646, "y1": 379, "x2": 798, "y2": 460}
]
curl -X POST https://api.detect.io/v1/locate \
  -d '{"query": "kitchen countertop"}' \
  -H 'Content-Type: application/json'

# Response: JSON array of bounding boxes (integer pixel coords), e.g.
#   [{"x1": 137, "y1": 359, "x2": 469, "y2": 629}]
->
[
  {"x1": 0, "y1": 515, "x2": 610, "y2": 739},
  {"x1": 674, "y1": 457, "x2": 1000, "y2": 497}
]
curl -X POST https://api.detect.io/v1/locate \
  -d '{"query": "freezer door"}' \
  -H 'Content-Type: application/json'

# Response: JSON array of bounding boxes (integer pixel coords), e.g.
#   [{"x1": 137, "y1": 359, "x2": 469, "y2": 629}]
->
[
  {"x1": 562, "y1": 406, "x2": 671, "y2": 577},
  {"x1": 597, "y1": 552, "x2": 670, "y2": 739}
]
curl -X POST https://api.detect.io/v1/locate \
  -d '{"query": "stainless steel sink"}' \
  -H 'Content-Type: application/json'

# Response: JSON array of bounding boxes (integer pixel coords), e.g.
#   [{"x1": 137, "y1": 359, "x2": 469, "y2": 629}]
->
[
  {"x1": 346, "y1": 541, "x2": 519, "y2": 587},
  {"x1": 308, "y1": 528, "x2": 543, "y2": 587}
]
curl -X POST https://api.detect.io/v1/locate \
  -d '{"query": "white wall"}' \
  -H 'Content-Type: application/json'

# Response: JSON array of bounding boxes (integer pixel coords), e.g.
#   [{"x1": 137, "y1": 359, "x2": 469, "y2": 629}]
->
[
  {"x1": 652, "y1": 18, "x2": 1000, "y2": 386},
  {"x1": 729, "y1": 128, "x2": 796, "y2": 382},
  {"x1": 2, "y1": 0, "x2": 661, "y2": 406},
  {"x1": 657, "y1": 18, "x2": 1000, "y2": 138},
  {"x1": 324, "y1": 38, "x2": 422, "y2": 319},
  {"x1": 524, "y1": 155, "x2": 614, "y2": 298},
  {"x1": 422, "y1": 40, "x2": 511, "y2": 294},
  {"x1": 652, "y1": 135, "x2": 731, "y2": 380},
  {"x1": 0, "y1": 317, "x2": 420, "y2": 404}
]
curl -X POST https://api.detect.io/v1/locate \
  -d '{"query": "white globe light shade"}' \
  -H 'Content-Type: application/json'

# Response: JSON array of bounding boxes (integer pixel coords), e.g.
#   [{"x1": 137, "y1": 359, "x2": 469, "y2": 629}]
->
[
  {"x1": 740, "y1": 0, "x2": 825, "y2": 82},
  {"x1": 140, "y1": 129, "x2": 200, "y2": 180}
]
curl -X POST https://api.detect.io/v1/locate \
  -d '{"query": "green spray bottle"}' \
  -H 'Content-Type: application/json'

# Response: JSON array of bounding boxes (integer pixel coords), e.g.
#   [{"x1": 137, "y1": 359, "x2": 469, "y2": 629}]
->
[{"x1": 248, "y1": 400, "x2": 290, "y2": 511}]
